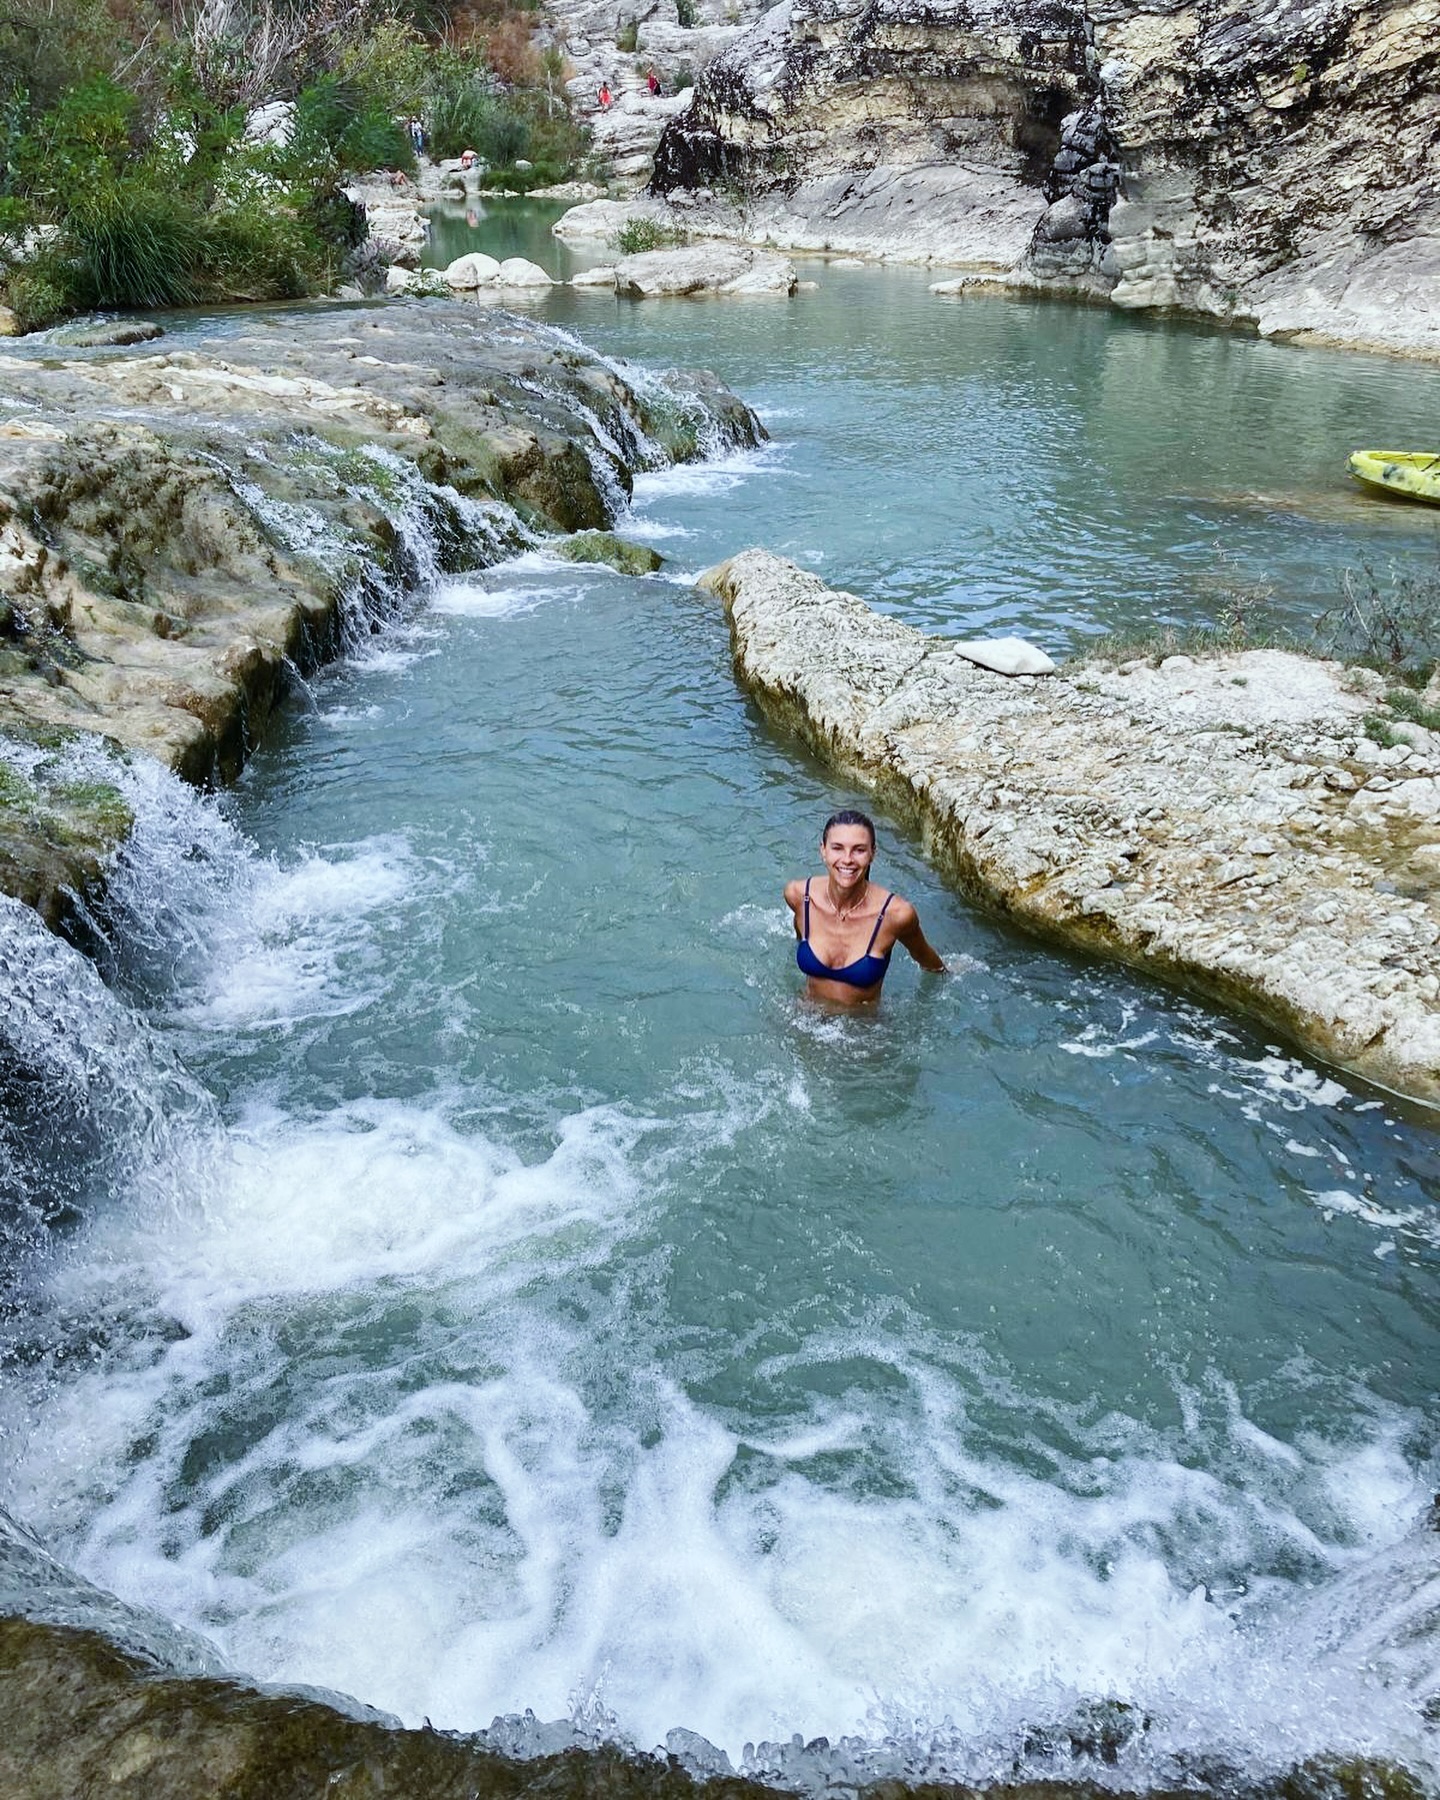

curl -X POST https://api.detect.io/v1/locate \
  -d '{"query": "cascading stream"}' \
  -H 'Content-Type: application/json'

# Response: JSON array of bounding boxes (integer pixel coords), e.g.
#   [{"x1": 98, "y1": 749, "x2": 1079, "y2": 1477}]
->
[{"x1": 0, "y1": 284, "x2": 1437, "y2": 1797}]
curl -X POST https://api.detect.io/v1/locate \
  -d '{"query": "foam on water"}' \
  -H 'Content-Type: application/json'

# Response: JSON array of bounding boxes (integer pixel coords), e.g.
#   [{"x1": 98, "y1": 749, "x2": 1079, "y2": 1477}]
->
[
  {"x1": 3, "y1": 742, "x2": 1437, "y2": 1797},
  {"x1": 6, "y1": 1093, "x2": 1434, "y2": 1788},
  {"x1": 2, "y1": 340, "x2": 1438, "y2": 1797},
  {"x1": 629, "y1": 443, "x2": 791, "y2": 507}
]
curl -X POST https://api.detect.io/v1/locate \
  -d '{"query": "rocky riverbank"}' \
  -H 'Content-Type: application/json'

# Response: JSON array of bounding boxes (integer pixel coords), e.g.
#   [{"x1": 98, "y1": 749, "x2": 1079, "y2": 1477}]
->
[
  {"x1": 701, "y1": 549, "x2": 1440, "y2": 1109},
  {"x1": 0, "y1": 1612, "x2": 1431, "y2": 1800},
  {"x1": 0, "y1": 302, "x2": 762, "y2": 932},
  {"x1": 553, "y1": 0, "x2": 1440, "y2": 360}
]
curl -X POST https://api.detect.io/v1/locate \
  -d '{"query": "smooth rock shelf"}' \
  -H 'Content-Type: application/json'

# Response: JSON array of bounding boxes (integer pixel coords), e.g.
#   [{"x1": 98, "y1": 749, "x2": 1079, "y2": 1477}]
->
[{"x1": 703, "y1": 549, "x2": 1440, "y2": 1106}]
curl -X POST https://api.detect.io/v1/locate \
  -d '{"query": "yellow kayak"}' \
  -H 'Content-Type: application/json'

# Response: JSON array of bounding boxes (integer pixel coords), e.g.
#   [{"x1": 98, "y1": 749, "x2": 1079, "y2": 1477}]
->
[{"x1": 1348, "y1": 450, "x2": 1440, "y2": 505}]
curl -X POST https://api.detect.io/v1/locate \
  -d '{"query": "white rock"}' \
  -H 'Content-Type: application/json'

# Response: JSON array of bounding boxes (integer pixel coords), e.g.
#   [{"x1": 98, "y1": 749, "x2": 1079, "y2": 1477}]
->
[
  {"x1": 385, "y1": 265, "x2": 448, "y2": 297},
  {"x1": 444, "y1": 252, "x2": 501, "y2": 288},
  {"x1": 496, "y1": 257, "x2": 554, "y2": 288},
  {"x1": 244, "y1": 100, "x2": 294, "y2": 147},
  {"x1": 614, "y1": 244, "x2": 796, "y2": 298},
  {"x1": 554, "y1": 198, "x2": 658, "y2": 240},
  {"x1": 952, "y1": 637, "x2": 1057, "y2": 677},
  {"x1": 570, "y1": 265, "x2": 620, "y2": 287}
]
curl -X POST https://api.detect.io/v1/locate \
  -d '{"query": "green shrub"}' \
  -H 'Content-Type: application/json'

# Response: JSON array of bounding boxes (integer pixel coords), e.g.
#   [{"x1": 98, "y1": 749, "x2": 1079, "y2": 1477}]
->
[
  {"x1": 675, "y1": 0, "x2": 697, "y2": 26},
  {"x1": 58, "y1": 183, "x2": 205, "y2": 308},
  {"x1": 286, "y1": 75, "x2": 413, "y2": 177},
  {"x1": 0, "y1": 0, "x2": 134, "y2": 121},
  {"x1": 616, "y1": 15, "x2": 640, "y2": 52},
  {"x1": 12, "y1": 74, "x2": 138, "y2": 204},
  {"x1": 427, "y1": 81, "x2": 540, "y2": 168},
  {"x1": 4, "y1": 262, "x2": 72, "y2": 331},
  {"x1": 200, "y1": 202, "x2": 321, "y2": 300},
  {"x1": 1319, "y1": 556, "x2": 1440, "y2": 680},
  {"x1": 612, "y1": 216, "x2": 688, "y2": 253},
  {"x1": 427, "y1": 76, "x2": 504, "y2": 160},
  {"x1": 478, "y1": 104, "x2": 531, "y2": 167},
  {"x1": 337, "y1": 19, "x2": 430, "y2": 117}
]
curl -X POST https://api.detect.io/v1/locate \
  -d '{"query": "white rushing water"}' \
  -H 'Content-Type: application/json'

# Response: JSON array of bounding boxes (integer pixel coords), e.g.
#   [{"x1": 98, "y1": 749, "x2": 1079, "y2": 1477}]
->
[{"x1": 2, "y1": 304, "x2": 1438, "y2": 1795}]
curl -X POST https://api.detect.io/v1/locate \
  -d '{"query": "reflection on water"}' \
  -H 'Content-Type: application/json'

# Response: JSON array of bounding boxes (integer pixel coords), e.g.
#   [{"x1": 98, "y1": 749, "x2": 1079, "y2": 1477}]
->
[{"x1": 426, "y1": 198, "x2": 1440, "y2": 650}]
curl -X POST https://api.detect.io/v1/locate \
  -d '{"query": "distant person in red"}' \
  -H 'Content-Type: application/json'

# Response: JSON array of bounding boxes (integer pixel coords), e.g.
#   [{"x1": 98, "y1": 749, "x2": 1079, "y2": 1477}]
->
[
  {"x1": 459, "y1": 148, "x2": 478, "y2": 169},
  {"x1": 646, "y1": 67, "x2": 661, "y2": 96},
  {"x1": 598, "y1": 82, "x2": 613, "y2": 109}
]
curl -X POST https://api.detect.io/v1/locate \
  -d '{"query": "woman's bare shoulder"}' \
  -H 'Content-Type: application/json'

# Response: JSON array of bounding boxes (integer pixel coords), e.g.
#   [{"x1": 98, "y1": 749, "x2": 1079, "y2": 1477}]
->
[{"x1": 783, "y1": 877, "x2": 807, "y2": 909}]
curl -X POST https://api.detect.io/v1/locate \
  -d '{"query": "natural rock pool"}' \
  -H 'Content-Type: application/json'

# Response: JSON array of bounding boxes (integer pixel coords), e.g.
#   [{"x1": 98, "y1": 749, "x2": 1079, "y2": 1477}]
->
[{"x1": 2, "y1": 208, "x2": 1439, "y2": 1792}]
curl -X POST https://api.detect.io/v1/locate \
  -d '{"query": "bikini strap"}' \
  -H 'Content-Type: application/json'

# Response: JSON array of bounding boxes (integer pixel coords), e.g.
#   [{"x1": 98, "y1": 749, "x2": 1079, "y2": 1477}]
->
[
  {"x1": 864, "y1": 892, "x2": 894, "y2": 955},
  {"x1": 802, "y1": 878, "x2": 811, "y2": 940}
]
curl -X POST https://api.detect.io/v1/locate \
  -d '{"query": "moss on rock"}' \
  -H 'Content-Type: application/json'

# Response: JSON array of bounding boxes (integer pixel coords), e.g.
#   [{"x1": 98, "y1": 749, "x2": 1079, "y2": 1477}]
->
[
  {"x1": 556, "y1": 531, "x2": 664, "y2": 575},
  {"x1": 0, "y1": 1617, "x2": 1429, "y2": 1800},
  {"x1": 0, "y1": 750, "x2": 133, "y2": 932}
]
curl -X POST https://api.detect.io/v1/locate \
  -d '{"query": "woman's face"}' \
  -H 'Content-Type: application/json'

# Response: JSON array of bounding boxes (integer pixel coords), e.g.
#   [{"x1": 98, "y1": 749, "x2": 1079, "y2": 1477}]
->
[{"x1": 821, "y1": 825, "x2": 875, "y2": 893}]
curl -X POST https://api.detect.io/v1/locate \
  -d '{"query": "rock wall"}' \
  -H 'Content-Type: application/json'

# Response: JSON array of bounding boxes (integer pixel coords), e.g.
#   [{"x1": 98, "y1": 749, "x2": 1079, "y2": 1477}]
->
[
  {"x1": 646, "y1": 0, "x2": 1440, "y2": 356},
  {"x1": 701, "y1": 548, "x2": 1440, "y2": 1108}
]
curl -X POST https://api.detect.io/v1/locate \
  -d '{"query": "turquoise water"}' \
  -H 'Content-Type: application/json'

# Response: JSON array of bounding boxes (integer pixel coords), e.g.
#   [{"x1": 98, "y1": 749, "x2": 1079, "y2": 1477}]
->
[
  {"x1": 425, "y1": 201, "x2": 1440, "y2": 646},
  {"x1": 2, "y1": 213, "x2": 1439, "y2": 1789}
]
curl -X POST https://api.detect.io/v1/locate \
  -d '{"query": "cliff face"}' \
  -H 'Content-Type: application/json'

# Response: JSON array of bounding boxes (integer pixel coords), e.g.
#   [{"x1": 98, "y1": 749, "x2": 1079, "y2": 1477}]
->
[{"x1": 649, "y1": 0, "x2": 1440, "y2": 355}]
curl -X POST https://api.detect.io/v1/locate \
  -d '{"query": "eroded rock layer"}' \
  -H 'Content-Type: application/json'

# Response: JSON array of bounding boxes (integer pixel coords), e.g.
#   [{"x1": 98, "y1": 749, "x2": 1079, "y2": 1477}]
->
[
  {"x1": 0, "y1": 1615, "x2": 1429, "y2": 1800},
  {"x1": 647, "y1": 0, "x2": 1440, "y2": 355},
  {"x1": 701, "y1": 548, "x2": 1440, "y2": 1107}
]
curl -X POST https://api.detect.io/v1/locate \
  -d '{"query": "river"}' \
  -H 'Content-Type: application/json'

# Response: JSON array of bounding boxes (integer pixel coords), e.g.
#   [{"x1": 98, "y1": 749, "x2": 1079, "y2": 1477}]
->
[{"x1": 1, "y1": 203, "x2": 1438, "y2": 1792}]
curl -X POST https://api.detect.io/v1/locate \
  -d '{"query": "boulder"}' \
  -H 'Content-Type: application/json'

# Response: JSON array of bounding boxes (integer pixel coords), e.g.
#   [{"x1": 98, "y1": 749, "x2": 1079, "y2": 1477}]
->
[
  {"x1": 243, "y1": 100, "x2": 294, "y2": 147},
  {"x1": 614, "y1": 245, "x2": 797, "y2": 298},
  {"x1": 495, "y1": 257, "x2": 554, "y2": 288},
  {"x1": 43, "y1": 318, "x2": 165, "y2": 348},
  {"x1": 554, "y1": 198, "x2": 664, "y2": 240},
  {"x1": 385, "y1": 265, "x2": 449, "y2": 297},
  {"x1": 555, "y1": 530, "x2": 663, "y2": 574},
  {"x1": 952, "y1": 637, "x2": 1057, "y2": 677},
  {"x1": 444, "y1": 252, "x2": 501, "y2": 288},
  {"x1": 570, "y1": 265, "x2": 620, "y2": 288},
  {"x1": 0, "y1": 306, "x2": 21, "y2": 337}
]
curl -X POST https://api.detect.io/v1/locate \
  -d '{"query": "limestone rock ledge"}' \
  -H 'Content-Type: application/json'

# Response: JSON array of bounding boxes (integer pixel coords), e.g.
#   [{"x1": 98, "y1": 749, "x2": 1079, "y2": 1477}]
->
[
  {"x1": 700, "y1": 548, "x2": 1440, "y2": 1107},
  {"x1": 0, "y1": 306, "x2": 763, "y2": 929},
  {"x1": 0, "y1": 1615, "x2": 1430, "y2": 1800}
]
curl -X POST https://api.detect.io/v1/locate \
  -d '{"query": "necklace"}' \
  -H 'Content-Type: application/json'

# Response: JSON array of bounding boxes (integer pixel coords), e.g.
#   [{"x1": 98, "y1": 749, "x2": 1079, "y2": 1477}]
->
[{"x1": 830, "y1": 879, "x2": 868, "y2": 923}]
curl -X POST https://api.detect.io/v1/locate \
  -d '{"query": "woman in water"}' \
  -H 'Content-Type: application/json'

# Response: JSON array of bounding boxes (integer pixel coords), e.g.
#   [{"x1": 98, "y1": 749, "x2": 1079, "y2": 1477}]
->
[{"x1": 786, "y1": 809, "x2": 945, "y2": 1004}]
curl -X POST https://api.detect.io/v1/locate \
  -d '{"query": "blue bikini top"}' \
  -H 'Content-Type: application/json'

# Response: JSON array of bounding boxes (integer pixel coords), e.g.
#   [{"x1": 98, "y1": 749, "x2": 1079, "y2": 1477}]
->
[{"x1": 796, "y1": 879, "x2": 894, "y2": 988}]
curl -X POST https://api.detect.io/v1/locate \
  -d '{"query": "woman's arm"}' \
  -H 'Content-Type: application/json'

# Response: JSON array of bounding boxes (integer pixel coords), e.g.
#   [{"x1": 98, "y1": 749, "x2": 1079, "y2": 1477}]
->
[
  {"x1": 783, "y1": 878, "x2": 805, "y2": 938},
  {"x1": 891, "y1": 898, "x2": 946, "y2": 972}
]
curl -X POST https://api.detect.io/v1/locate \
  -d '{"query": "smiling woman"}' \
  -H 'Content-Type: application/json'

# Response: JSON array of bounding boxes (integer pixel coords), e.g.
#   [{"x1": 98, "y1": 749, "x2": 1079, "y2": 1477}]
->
[{"x1": 786, "y1": 808, "x2": 946, "y2": 1003}]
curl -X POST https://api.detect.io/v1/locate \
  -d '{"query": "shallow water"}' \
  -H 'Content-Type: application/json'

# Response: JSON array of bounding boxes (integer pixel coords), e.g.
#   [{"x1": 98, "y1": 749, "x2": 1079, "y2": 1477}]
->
[{"x1": 2, "y1": 210, "x2": 1439, "y2": 1792}]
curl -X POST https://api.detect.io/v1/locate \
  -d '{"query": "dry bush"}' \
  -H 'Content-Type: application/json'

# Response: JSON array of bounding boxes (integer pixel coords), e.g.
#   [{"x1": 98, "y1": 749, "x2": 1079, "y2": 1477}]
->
[{"x1": 482, "y1": 16, "x2": 541, "y2": 85}]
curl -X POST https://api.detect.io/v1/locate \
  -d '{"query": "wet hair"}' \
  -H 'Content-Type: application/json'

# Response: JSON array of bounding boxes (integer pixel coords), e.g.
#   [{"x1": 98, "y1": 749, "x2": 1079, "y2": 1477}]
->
[{"x1": 822, "y1": 808, "x2": 876, "y2": 849}]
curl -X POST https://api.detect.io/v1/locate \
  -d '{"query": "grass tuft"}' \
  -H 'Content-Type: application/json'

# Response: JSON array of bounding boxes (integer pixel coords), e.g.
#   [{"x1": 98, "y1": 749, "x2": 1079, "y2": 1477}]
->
[{"x1": 611, "y1": 217, "x2": 689, "y2": 255}]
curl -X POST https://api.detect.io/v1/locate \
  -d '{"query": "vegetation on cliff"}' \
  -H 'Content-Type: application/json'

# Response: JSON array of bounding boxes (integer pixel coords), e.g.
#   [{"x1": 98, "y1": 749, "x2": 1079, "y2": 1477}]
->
[{"x1": 0, "y1": 0, "x2": 583, "y2": 328}]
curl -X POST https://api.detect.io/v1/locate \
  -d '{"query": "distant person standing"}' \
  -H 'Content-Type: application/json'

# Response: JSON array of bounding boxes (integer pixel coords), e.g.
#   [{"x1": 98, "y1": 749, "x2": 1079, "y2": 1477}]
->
[
  {"x1": 409, "y1": 117, "x2": 424, "y2": 157},
  {"x1": 646, "y1": 67, "x2": 661, "y2": 96},
  {"x1": 598, "y1": 81, "x2": 613, "y2": 109}
]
